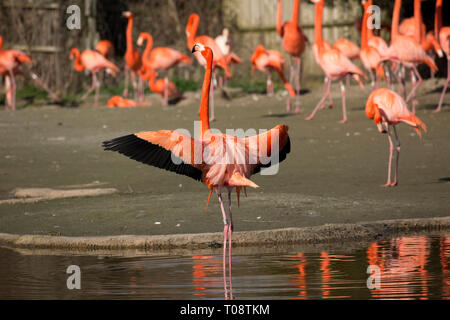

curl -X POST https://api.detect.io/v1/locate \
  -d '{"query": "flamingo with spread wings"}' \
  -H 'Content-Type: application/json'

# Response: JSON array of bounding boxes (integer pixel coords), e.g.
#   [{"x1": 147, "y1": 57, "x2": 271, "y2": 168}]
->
[{"x1": 103, "y1": 43, "x2": 291, "y2": 300}]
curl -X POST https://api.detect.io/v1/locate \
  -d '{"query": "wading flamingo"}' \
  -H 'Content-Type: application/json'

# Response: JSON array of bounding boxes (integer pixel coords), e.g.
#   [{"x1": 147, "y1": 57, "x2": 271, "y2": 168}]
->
[
  {"x1": 186, "y1": 13, "x2": 232, "y2": 121},
  {"x1": 137, "y1": 32, "x2": 191, "y2": 106},
  {"x1": 360, "y1": 0, "x2": 384, "y2": 89},
  {"x1": 434, "y1": 0, "x2": 450, "y2": 113},
  {"x1": 250, "y1": 44, "x2": 296, "y2": 109},
  {"x1": 145, "y1": 70, "x2": 184, "y2": 104},
  {"x1": 103, "y1": 43, "x2": 291, "y2": 300},
  {"x1": 306, "y1": 0, "x2": 366, "y2": 123},
  {"x1": 0, "y1": 36, "x2": 59, "y2": 110},
  {"x1": 70, "y1": 48, "x2": 119, "y2": 106},
  {"x1": 365, "y1": 88, "x2": 426, "y2": 187},
  {"x1": 383, "y1": 0, "x2": 438, "y2": 113},
  {"x1": 122, "y1": 11, "x2": 143, "y2": 101},
  {"x1": 277, "y1": 0, "x2": 308, "y2": 112}
]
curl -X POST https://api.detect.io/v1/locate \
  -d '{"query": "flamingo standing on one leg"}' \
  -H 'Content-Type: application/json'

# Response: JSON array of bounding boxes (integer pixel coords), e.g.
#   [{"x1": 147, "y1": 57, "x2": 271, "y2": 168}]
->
[
  {"x1": 122, "y1": 11, "x2": 143, "y2": 102},
  {"x1": 103, "y1": 43, "x2": 291, "y2": 300},
  {"x1": 383, "y1": 0, "x2": 438, "y2": 113},
  {"x1": 137, "y1": 32, "x2": 191, "y2": 106},
  {"x1": 365, "y1": 88, "x2": 426, "y2": 187},
  {"x1": 277, "y1": 0, "x2": 308, "y2": 113},
  {"x1": 306, "y1": 0, "x2": 366, "y2": 124},
  {"x1": 434, "y1": 0, "x2": 450, "y2": 113},
  {"x1": 360, "y1": 0, "x2": 384, "y2": 89},
  {"x1": 70, "y1": 48, "x2": 119, "y2": 106},
  {"x1": 185, "y1": 13, "x2": 232, "y2": 121},
  {"x1": 250, "y1": 45, "x2": 295, "y2": 103}
]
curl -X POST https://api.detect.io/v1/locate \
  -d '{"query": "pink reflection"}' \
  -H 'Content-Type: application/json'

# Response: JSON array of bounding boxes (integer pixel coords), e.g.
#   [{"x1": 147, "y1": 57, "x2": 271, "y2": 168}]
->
[
  {"x1": 290, "y1": 253, "x2": 308, "y2": 299},
  {"x1": 440, "y1": 237, "x2": 450, "y2": 300}
]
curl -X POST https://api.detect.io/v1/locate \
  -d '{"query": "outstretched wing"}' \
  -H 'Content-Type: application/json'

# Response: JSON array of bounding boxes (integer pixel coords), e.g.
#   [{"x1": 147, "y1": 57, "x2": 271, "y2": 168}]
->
[
  {"x1": 245, "y1": 124, "x2": 291, "y2": 175},
  {"x1": 102, "y1": 130, "x2": 204, "y2": 181}
]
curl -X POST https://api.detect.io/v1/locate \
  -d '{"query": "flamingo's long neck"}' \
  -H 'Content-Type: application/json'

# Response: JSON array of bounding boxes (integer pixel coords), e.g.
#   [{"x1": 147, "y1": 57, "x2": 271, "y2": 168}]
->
[
  {"x1": 199, "y1": 49, "x2": 212, "y2": 137},
  {"x1": 142, "y1": 33, "x2": 153, "y2": 65},
  {"x1": 126, "y1": 16, "x2": 134, "y2": 54},
  {"x1": 391, "y1": 0, "x2": 401, "y2": 42},
  {"x1": 414, "y1": 0, "x2": 422, "y2": 43},
  {"x1": 314, "y1": 0, "x2": 325, "y2": 54},
  {"x1": 435, "y1": 0, "x2": 443, "y2": 37},
  {"x1": 72, "y1": 49, "x2": 85, "y2": 72},
  {"x1": 361, "y1": 2, "x2": 369, "y2": 49},
  {"x1": 366, "y1": 0, "x2": 374, "y2": 39},
  {"x1": 291, "y1": 0, "x2": 300, "y2": 26},
  {"x1": 186, "y1": 15, "x2": 199, "y2": 50},
  {"x1": 0, "y1": 36, "x2": 3, "y2": 51},
  {"x1": 277, "y1": 0, "x2": 283, "y2": 33}
]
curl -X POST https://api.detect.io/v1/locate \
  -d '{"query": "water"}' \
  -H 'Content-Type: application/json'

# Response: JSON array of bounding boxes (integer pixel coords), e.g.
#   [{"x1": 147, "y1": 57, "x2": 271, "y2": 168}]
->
[{"x1": 0, "y1": 234, "x2": 449, "y2": 299}]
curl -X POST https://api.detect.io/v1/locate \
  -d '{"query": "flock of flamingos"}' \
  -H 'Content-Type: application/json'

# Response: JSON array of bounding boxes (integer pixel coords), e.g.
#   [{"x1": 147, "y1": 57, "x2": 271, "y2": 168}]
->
[{"x1": 0, "y1": 0, "x2": 449, "y2": 299}]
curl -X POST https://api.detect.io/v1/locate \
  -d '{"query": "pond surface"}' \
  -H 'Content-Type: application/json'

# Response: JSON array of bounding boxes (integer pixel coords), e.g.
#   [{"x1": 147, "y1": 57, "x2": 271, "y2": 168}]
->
[{"x1": 0, "y1": 234, "x2": 449, "y2": 299}]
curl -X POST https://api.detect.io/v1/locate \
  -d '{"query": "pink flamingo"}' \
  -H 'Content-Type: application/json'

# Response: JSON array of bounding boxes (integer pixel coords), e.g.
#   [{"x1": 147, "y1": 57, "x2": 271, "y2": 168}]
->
[
  {"x1": 145, "y1": 70, "x2": 184, "y2": 105},
  {"x1": 365, "y1": 88, "x2": 426, "y2": 187},
  {"x1": 250, "y1": 44, "x2": 296, "y2": 107},
  {"x1": 103, "y1": 43, "x2": 291, "y2": 300},
  {"x1": 383, "y1": 0, "x2": 438, "y2": 113},
  {"x1": 434, "y1": 0, "x2": 450, "y2": 113},
  {"x1": 70, "y1": 48, "x2": 119, "y2": 106},
  {"x1": 137, "y1": 32, "x2": 191, "y2": 106},
  {"x1": 277, "y1": 0, "x2": 308, "y2": 112},
  {"x1": 306, "y1": 0, "x2": 366, "y2": 124},
  {"x1": 96, "y1": 40, "x2": 115, "y2": 59}
]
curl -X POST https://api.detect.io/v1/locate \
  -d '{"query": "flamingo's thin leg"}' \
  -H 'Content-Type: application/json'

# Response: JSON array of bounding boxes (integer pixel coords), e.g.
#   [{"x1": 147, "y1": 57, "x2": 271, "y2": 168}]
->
[
  {"x1": 81, "y1": 72, "x2": 98, "y2": 102},
  {"x1": 294, "y1": 57, "x2": 302, "y2": 113},
  {"x1": 392, "y1": 126, "x2": 400, "y2": 186},
  {"x1": 406, "y1": 66, "x2": 422, "y2": 113},
  {"x1": 289, "y1": 56, "x2": 295, "y2": 90},
  {"x1": 8, "y1": 70, "x2": 16, "y2": 111},
  {"x1": 164, "y1": 76, "x2": 169, "y2": 106},
  {"x1": 131, "y1": 71, "x2": 138, "y2": 100},
  {"x1": 217, "y1": 190, "x2": 229, "y2": 300},
  {"x1": 227, "y1": 189, "x2": 233, "y2": 300},
  {"x1": 434, "y1": 57, "x2": 450, "y2": 113},
  {"x1": 266, "y1": 70, "x2": 273, "y2": 97},
  {"x1": 28, "y1": 71, "x2": 60, "y2": 101},
  {"x1": 305, "y1": 78, "x2": 330, "y2": 120},
  {"x1": 383, "y1": 125, "x2": 394, "y2": 187},
  {"x1": 339, "y1": 80, "x2": 347, "y2": 123},
  {"x1": 123, "y1": 66, "x2": 129, "y2": 97}
]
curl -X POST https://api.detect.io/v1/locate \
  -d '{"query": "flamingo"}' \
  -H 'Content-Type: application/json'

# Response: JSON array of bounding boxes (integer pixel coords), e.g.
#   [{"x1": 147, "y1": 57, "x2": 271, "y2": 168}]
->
[
  {"x1": 383, "y1": 0, "x2": 438, "y2": 113},
  {"x1": 306, "y1": 0, "x2": 366, "y2": 124},
  {"x1": 365, "y1": 88, "x2": 426, "y2": 187},
  {"x1": 122, "y1": 11, "x2": 143, "y2": 102},
  {"x1": 107, "y1": 95, "x2": 146, "y2": 108},
  {"x1": 96, "y1": 40, "x2": 115, "y2": 59},
  {"x1": 0, "y1": 36, "x2": 59, "y2": 110},
  {"x1": 70, "y1": 48, "x2": 119, "y2": 106},
  {"x1": 360, "y1": 0, "x2": 385, "y2": 89},
  {"x1": 103, "y1": 43, "x2": 291, "y2": 300},
  {"x1": 276, "y1": 0, "x2": 308, "y2": 112},
  {"x1": 186, "y1": 13, "x2": 232, "y2": 121},
  {"x1": 137, "y1": 32, "x2": 191, "y2": 106},
  {"x1": 434, "y1": 0, "x2": 450, "y2": 113},
  {"x1": 145, "y1": 70, "x2": 184, "y2": 104},
  {"x1": 250, "y1": 44, "x2": 296, "y2": 105},
  {"x1": 215, "y1": 28, "x2": 242, "y2": 88}
]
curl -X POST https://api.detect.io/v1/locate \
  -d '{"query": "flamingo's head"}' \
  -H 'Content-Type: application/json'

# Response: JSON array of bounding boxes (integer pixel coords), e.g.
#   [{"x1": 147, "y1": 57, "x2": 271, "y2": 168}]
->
[
  {"x1": 191, "y1": 43, "x2": 212, "y2": 62},
  {"x1": 69, "y1": 48, "x2": 79, "y2": 60},
  {"x1": 122, "y1": 11, "x2": 132, "y2": 18}
]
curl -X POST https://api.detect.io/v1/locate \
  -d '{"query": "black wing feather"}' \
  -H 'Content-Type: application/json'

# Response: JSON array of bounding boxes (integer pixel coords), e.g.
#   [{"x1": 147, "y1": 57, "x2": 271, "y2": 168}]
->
[
  {"x1": 252, "y1": 136, "x2": 291, "y2": 175},
  {"x1": 102, "y1": 134, "x2": 203, "y2": 181}
]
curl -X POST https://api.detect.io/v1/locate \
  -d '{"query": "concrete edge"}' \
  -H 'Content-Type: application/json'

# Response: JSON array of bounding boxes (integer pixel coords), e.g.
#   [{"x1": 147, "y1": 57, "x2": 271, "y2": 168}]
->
[{"x1": 0, "y1": 216, "x2": 449, "y2": 251}]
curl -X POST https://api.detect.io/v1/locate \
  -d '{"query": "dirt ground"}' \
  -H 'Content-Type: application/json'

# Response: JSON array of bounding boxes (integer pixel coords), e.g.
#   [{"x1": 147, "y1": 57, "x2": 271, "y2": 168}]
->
[{"x1": 0, "y1": 79, "x2": 449, "y2": 237}]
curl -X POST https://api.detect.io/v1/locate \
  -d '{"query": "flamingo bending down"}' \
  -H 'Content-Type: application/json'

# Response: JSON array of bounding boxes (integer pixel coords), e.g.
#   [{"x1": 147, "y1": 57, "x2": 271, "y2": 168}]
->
[
  {"x1": 383, "y1": 0, "x2": 438, "y2": 113},
  {"x1": 137, "y1": 32, "x2": 191, "y2": 106},
  {"x1": 277, "y1": 0, "x2": 308, "y2": 112},
  {"x1": 434, "y1": 0, "x2": 450, "y2": 113},
  {"x1": 70, "y1": 48, "x2": 119, "y2": 106},
  {"x1": 360, "y1": 0, "x2": 384, "y2": 89},
  {"x1": 250, "y1": 44, "x2": 296, "y2": 108},
  {"x1": 186, "y1": 13, "x2": 232, "y2": 121},
  {"x1": 122, "y1": 11, "x2": 144, "y2": 102},
  {"x1": 306, "y1": 0, "x2": 366, "y2": 123},
  {"x1": 145, "y1": 70, "x2": 184, "y2": 104},
  {"x1": 365, "y1": 88, "x2": 426, "y2": 187},
  {"x1": 103, "y1": 44, "x2": 291, "y2": 300},
  {"x1": 107, "y1": 95, "x2": 146, "y2": 108}
]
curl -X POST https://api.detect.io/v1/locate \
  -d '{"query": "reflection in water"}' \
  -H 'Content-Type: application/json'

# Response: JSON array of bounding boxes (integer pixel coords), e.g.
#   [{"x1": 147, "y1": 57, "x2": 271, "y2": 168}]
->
[{"x1": 0, "y1": 235, "x2": 448, "y2": 299}]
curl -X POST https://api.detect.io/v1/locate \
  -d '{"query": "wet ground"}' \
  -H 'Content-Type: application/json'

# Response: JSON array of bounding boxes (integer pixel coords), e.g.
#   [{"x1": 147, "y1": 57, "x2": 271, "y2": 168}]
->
[
  {"x1": 0, "y1": 79, "x2": 449, "y2": 237},
  {"x1": 0, "y1": 234, "x2": 448, "y2": 299}
]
